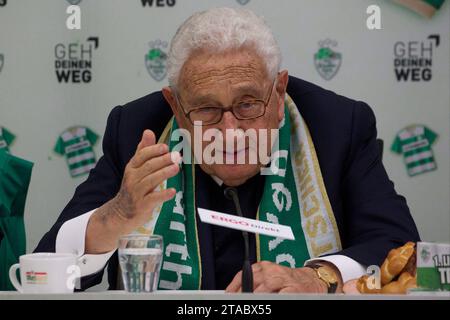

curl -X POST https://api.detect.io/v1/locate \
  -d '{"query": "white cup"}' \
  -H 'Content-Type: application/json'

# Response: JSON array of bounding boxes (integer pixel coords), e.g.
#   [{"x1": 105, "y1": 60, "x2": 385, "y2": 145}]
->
[{"x1": 9, "y1": 253, "x2": 81, "y2": 293}]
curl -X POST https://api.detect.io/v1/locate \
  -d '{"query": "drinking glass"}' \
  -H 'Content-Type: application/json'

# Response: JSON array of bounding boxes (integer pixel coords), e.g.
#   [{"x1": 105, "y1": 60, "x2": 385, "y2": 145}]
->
[{"x1": 118, "y1": 234, "x2": 163, "y2": 293}]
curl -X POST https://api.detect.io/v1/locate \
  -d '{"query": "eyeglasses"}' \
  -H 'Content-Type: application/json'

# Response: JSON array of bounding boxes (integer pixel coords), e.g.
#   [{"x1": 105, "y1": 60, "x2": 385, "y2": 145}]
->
[{"x1": 175, "y1": 79, "x2": 276, "y2": 126}]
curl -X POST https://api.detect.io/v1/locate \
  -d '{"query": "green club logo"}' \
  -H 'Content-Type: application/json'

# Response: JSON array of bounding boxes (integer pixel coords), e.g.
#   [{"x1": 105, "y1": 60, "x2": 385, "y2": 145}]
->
[
  {"x1": 314, "y1": 39, "x2": 342, "y2": 81},
  {"x1": 145, "y1": 40, "x2": 168, "y2": 82},
  {"x1": 421, "y1": 247, "x2": 431, "y2": 263}
]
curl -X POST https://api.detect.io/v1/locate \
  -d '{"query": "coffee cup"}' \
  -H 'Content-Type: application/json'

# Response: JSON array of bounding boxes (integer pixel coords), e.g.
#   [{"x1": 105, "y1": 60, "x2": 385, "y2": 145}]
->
[{"x1": 9, "y1": 253, "x2": 81, "y2": 293}]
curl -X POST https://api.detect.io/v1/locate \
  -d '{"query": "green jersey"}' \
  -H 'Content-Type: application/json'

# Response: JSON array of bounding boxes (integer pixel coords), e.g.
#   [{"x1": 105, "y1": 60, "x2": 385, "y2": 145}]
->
[
  {"x1": 0, "y1": 150, "x2": 33, "y2": 290},
  {"x1": 54, "y1": 126, "x2": 99, "y2": 178},
  {"x1": 0, "y1": 127, "x2": 16, "y2": 152},
  {"x1": 391, "y1": 125, "x2": 438, "y2": 177}
]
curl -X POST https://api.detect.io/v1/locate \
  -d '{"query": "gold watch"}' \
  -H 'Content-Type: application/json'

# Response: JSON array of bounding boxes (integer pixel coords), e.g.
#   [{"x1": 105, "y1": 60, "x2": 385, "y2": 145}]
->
[{"x1": 306, "y1": 264, "x2": 338, "y2": 293}]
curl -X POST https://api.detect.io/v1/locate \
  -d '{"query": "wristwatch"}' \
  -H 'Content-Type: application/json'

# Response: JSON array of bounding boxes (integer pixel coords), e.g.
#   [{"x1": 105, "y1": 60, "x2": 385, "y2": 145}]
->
[{"x1": 306, "y1": 263, "x2": 339, "y2": 293}]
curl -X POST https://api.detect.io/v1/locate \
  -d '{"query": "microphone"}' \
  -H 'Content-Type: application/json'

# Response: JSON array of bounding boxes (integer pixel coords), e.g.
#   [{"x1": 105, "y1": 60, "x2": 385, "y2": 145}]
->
[{"x1": 224, "y1": 187, "x2": 253, "y2": 293}]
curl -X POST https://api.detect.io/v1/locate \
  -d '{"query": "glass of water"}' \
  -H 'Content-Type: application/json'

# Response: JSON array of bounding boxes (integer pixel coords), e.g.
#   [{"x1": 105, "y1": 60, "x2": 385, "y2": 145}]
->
[{"x1": 118, "y1": 234, "x2": 163, "y2": 293}]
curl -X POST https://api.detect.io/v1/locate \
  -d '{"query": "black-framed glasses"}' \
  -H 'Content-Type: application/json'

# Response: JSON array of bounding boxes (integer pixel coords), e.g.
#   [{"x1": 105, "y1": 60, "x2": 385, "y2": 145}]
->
[{"x1": 175, "y1": 79, "x2": 277, "y2": 126}]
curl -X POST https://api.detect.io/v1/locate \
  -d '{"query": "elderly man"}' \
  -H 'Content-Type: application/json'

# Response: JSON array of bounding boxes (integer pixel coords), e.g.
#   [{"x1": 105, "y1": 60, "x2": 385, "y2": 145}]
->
[{"x1": 36, "y1": 8, "x2": 419, "y2": 293}]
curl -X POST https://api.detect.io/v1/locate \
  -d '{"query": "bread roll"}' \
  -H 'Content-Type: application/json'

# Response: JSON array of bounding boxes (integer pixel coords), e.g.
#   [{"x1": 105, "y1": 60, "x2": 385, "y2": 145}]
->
[
  {"x1": 380, "y1": 242, "x2": 415, "y2": 285},
  {"x1": 380, "y1": 272, "x2": 416, "y2": 294},
  {"x1": 356, "y1": 275, "x2": 381, "y2": 294}
]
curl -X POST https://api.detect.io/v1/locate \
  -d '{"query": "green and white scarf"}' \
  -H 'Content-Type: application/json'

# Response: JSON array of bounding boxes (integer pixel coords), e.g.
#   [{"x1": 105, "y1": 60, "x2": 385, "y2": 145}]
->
[{"x1": 133, "y1": 95, "x2": 342, "y2": 290}]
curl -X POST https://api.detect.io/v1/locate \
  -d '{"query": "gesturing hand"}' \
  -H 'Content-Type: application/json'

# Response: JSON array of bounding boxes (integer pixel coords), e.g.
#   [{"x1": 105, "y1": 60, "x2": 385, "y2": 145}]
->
[{"x1": 110, "y1": 129, "x2": 181, "y2": 233}]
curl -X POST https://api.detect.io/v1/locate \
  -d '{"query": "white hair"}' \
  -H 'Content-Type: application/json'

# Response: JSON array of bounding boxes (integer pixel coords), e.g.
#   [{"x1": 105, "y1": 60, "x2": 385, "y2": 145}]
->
[{"x1": 167, "y1": 7, "x2": 282, "y2": 88}]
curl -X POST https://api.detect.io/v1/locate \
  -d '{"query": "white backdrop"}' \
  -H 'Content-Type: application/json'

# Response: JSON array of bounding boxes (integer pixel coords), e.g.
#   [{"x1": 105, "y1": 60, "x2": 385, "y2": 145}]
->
[{"x1": 0, "y1": 0, "x2": 449, "y2": 258}]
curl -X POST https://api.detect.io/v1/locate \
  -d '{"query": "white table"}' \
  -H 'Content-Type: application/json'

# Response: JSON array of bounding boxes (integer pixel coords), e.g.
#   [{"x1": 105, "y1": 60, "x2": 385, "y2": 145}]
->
[{"x1": 1, "y1": 290, "x2": 449, "y2": 300}]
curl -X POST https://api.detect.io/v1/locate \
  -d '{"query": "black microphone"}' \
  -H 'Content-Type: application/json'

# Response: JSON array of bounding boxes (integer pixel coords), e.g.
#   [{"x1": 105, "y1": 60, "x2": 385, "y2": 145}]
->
[{"x1": 224, "y1": 187, "x2": 253, "y2": 293}]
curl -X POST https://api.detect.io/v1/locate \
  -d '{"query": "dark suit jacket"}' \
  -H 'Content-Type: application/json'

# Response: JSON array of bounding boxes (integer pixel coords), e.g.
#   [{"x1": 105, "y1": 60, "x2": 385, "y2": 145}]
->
[{"x1": 35, "y1": 76, "x2": 420, "y2": 290}]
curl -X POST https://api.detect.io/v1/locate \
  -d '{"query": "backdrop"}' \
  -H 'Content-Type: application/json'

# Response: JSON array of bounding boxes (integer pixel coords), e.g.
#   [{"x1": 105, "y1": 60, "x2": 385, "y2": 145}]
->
[{"x1": 0, "y1": 0, "x2": 449, "y2": 259}]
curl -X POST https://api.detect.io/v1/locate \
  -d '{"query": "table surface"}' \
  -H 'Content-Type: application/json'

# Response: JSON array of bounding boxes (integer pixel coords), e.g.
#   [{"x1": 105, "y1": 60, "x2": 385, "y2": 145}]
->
[{"x1": 1, "y1": 290, "x2": 450, "y2": 300}]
